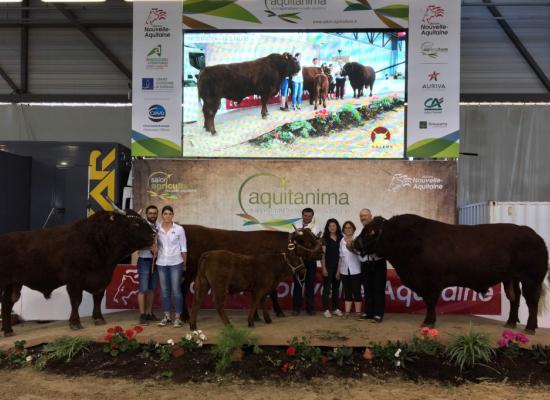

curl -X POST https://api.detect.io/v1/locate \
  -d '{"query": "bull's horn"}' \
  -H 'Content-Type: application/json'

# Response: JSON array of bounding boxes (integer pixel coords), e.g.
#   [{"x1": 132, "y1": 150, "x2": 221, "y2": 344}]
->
[{"x1": 106, "y1": 198, "x2": 126, "y2": 215}]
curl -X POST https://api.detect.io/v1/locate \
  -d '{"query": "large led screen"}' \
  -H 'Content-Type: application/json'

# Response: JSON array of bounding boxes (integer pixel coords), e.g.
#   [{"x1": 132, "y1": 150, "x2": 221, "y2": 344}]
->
[{"x1": 183, "y1": 31, "x2": 406, "y2": 158}]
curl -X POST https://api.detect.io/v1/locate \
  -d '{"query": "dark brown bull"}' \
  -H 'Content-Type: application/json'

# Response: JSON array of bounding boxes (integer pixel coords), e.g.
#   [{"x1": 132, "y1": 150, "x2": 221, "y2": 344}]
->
[
  {"x1": 341, "y1": 62, "x2": 376, "y2": 98},
  {"x1": 189, "y1": 242, "x2": 308, "y2": 329},
  {"x1": 312, "y1": 73, "x2": 329, "y2": 110},
  {"x1": 354, "y1": 214, "x2": 549, "y2": 334},
  {"x1": 180, "y1": 226, "x2": 323, "y2": 322},
  {"x1": 198, "y1": 52, "x2": 300, "y2": 135},
  {"x1": 0, "y1": 206, "x2": 155, "y2": 336}
]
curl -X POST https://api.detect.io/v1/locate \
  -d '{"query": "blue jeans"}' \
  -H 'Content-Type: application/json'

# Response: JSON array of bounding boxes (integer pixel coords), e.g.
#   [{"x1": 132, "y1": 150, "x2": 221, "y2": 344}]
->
[
  {"x1": 281, "y1": 78, "x2": 289, "y2": 97},
  {"x1": 291, "y1": 81, "x2": 303, "y2": 106},
  {"x1": 157, "y1": 263, "x2": 184, "y2": 315},
  {"x1": 137, "y1": 257, "x2": 159, "y2": 294}
]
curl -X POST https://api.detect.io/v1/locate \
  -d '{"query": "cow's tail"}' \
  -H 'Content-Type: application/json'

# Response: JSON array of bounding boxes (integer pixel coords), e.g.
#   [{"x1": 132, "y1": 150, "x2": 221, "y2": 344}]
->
[{"x1": 540, "y1": 269, "x2": 550, "y2": 316}]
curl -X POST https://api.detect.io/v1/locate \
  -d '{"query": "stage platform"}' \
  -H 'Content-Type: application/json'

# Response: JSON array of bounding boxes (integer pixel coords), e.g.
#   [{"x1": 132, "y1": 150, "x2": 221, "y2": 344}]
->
[{"x1": 2, "y1": 310, "x2": 550, "y2": 350}]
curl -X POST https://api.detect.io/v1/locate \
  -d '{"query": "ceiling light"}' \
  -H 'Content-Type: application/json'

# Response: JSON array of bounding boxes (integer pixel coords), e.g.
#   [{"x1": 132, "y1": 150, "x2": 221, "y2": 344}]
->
[{"x1": 0, "y1": 0, "x2": 23, "y2": 3}]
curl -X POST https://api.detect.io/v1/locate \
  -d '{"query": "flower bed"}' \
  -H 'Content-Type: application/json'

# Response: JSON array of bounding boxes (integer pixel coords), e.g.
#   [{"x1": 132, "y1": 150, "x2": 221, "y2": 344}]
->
[
  {"x1": 2, "y1": 326, "x2": 550, "y2": 385},
  {"x1": 250, "y1": 94, "x2": 404, "y2": 148}
]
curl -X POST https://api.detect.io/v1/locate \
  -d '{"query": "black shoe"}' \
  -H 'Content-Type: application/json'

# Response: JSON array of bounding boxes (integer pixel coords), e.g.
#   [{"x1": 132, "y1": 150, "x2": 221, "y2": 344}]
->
[
  {"x1": 357, "y1": 313, "x2": 371, "y2": 321},
  {"x1": 306, "y1": 310, "x2": 315, "y2": 316},
  {"x1": 147, "y1": 313, "x2": 158, "y2": 322},
  {"x1": 139, "y1": 314, "x2": 149, "y2": 325},
  {"x1": 372, "y1": 315, "x2": 383, "y2": 323}
]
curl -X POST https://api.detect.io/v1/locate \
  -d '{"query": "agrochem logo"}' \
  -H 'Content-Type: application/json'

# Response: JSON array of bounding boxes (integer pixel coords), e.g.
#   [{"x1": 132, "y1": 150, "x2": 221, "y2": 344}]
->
[
  {"x1": 147, "y1": 171, "x2": 197, "y2": 201},
  {"x1": 237, "y1": 173, "x2": 349, "y2": 230}
]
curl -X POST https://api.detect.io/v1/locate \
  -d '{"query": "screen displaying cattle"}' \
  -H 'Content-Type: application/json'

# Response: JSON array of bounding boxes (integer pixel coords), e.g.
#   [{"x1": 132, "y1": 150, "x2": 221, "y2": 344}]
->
[{"x1": 183, "y1": 31, "x2": 406, "y2": 158}]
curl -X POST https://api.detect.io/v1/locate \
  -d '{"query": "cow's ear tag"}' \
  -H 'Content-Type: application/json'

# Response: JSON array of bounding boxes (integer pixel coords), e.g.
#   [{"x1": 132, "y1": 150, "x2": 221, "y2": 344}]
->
[{"x1": 109, "y1": 215, "x2": 115, "y2": 221}]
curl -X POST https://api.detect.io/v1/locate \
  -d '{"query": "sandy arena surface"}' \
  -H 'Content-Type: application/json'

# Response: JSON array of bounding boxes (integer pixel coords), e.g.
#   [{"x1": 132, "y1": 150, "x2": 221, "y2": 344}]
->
[
  {"x1": 2, "y1": 368, "x2": 550, "y2": 400},
  {"x1": 2, "y1": 310, "x2": 550, "y2": 350}
]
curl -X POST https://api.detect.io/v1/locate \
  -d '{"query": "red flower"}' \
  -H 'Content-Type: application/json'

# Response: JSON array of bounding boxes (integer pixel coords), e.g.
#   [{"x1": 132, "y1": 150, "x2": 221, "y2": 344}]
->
[
  {"x1": 114, "y1": 326, "x2": 123, "y2": 333},
  {"x1": 134, "y1": 325, "x2": 144, "y2": 333},
  {"x1": 104, "y1": 334, "x2": 113, "y2": 341},
  {"x1": 125, "y1": 330, "x2": 134, "y2": 339},
  {"x1": 281, "y1": 362, "x2": 291, "y2": 373},
  {"x1": 420, "y1": 327, "x2": 430, "y2": 335},
  {"x1": 107, "y1": 328, "x2": 115, "y2": 334},
  {"x1": 111, "y1": 343, "x2": 120, "y2": 350},
  {"x1": 286, "y1": 346, "x2": 297, "y2": 357}
]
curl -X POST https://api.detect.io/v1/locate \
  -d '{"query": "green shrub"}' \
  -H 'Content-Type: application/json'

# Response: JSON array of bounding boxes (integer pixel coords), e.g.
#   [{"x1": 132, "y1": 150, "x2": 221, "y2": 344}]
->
[
  {"x1": 35, "y1": 336, "x2": 90, "y2": 370},
  {"x1": 531, "y1": 344, "x2": 550, "y2": 366},
  {"x1": 328, "y1": 346, "x2": 354, "y2": 367},
  {"x1": 288, "y1": 336, "x2": 322, "y2": 364},
  {"x1": 370, "y1": 340, "x2": 418, "y2": 367},
  {"x1": 211, "y1": 325, "x2": 259, "y2": 373},
  {"x1": 446, "y1": 326, "x2": 495, "y2": 371}
]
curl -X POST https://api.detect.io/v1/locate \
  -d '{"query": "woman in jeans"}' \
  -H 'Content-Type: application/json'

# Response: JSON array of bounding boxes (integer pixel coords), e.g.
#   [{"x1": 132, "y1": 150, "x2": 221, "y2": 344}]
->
[
  {"x1": 337, "y1": 221, "x2": 362, "y2": 318},
  {"x1": 321, "y1": 218, "x2": 343, "y2": 318},
  {"x1": 156, "y1": 205, "x2": 187, "y2": 327}
]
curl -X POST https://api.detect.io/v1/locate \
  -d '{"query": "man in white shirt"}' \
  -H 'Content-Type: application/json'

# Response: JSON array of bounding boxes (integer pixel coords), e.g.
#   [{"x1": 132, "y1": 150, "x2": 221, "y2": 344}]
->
[
  {"x1": 357, "y1": 208, "x2": 387, "y2": 322},
  {"x1": 137, "y1": 205, "x2": 159, "y2": 325},
  {"x1": 292, "y1": 207, "x2": 322, "y2": 316}
]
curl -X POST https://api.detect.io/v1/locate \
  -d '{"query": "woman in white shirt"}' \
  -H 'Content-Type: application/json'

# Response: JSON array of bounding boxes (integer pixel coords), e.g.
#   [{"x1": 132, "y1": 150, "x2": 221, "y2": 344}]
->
[
  {"x1": 156, "y1": 205, "x2": 187, "y2": 327},
  {"x1": 337, "y1": 221, "x2": 363, "y2": 318}
]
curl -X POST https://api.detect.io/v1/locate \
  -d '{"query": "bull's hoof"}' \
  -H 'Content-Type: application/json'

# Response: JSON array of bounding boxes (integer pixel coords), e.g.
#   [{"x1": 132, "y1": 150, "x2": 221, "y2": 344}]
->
[
  {"x1": 3, "y1": 331, "x2": 14, "y2": 337},
  {"x1": 189, "y1": 324, "x2": 197, "y2": 331},
  {"x1": 421, "y1": 322, "x2": 435, "y2": 328},
  {"x1": 264, "y1": 318, "x2": 273, "y2": 324},
  {"x1": 504, "y1": 322, "x2": 517, "y2": 329},
  {"x1": 525, "y1": 328, "x2": 536, "y2": 336},
  {"x1": 94, "y1": 318, "x2": 106, "y2": 326},
  {"x1": 276, "y1": 311, "x2": 285, "y2": 318},
  {"x1": 70, "y1": 322, "x2": 84, "y2": 330},
  {"x1": 261, "y1": 115, "x2": 268, "y2": 119},
  {"x1": 248, "y1": 321, "x2": 255, "y2": 328}
]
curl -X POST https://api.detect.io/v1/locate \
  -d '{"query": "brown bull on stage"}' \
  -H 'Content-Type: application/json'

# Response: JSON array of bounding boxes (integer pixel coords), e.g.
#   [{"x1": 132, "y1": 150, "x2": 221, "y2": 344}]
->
[
  {"x1": 180, "y1": 226, "x2": 323, "y2": 322},
  {"x1": 0, "y1": 206, "x2": 155, "y2": 336},
  {"x1": 312, "y1": 73, "x2": 329, "y2": 110},
  {"x1": 190, "y1": 238, "x2": 312, "y2": 329},
  {"x1": 198, "y1": 52, "x2": 300, "y2": 135},
  {"x1": 341, "y1": 62, "x2": 376, "y2": 98},
  {"x1": 354, "y1": 214, "x2": 549, "y2": 334},
  {"x1": 302, "y1": 65, "x2": 332, "y2": 105}
]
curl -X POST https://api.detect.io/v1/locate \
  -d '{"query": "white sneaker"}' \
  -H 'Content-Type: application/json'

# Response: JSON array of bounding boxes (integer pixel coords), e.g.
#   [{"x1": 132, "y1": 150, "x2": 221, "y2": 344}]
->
[
  {"x1": 333, "y1": 309, "x2": 344, "y2": 317},
  {"x1": 173, "y1": 319, "x2": 183, "y2": 328},
  {"x1": 323, "y1": 310, "x2": 332, "y2": 318}
]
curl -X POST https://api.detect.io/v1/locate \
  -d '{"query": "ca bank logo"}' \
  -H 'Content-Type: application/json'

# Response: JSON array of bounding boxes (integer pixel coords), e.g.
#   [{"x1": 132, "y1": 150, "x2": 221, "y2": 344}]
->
[
  {"x1": 148, "y1": 104, "x2": 166, "y2": 122},
  {"x1": 424, "y1": 97, "x2": 444, "y2": 113}
]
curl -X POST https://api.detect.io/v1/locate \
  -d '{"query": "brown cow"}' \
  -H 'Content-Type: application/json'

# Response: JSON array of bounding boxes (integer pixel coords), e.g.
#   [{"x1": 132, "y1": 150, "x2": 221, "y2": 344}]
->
[
  {"x1": 0, "y1": 206, "x2": 155, "y2": 336},
  {"x1": 341, "y1": 62, "x2": 376, "y2": 98},
  {"x1": 198, "y1": 53, "x2": 300, "y2": 135},
  {"x1": 303, "y1": 65, "x2": 332, "y2": 105},
  {"x1": 312, "y1": 73, "x2": 329, "y2": 110},
  {"x1": 180, "y1": 225, "x2": 323, "y2": 322},
  {"x1": 354, "y1": 214, "x2": 549, "y2": 334},
  {"x1": 189, "y1": 243, "x2": 308, "y2": 330}
]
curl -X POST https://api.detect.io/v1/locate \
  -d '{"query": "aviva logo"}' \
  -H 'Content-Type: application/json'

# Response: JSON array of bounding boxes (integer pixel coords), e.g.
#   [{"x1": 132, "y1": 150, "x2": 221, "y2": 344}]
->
[{"x1": 88, "y1": 148, "x2": 116, "y2": 216}]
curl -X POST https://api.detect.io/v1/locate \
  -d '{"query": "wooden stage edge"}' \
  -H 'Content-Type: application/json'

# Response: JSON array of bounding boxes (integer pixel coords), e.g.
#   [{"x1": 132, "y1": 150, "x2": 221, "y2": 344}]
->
[{"x1": 2, "y1": 310, "x2": 550, "y2": 350}]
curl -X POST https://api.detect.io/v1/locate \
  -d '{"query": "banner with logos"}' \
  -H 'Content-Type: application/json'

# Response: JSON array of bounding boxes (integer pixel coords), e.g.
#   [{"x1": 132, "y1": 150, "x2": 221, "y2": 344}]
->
[
  {"x1": 132, "y1": 1, "x2": 182, "y2": 157},
  {"x1": 106, "y1": 265, "x2": 501, "y2": 315},
  {"x1": 109, "y1": 158, "x2": 500, "y2": 314},
  {"x1": 406, "y1": 1, "x2": 461, "y2": 158}
]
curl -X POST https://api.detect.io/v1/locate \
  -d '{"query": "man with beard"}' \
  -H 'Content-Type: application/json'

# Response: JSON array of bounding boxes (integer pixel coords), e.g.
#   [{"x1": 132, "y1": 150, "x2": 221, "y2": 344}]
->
[{"x1": 137, "y1": 205, "x2": 159, "y2": 325}]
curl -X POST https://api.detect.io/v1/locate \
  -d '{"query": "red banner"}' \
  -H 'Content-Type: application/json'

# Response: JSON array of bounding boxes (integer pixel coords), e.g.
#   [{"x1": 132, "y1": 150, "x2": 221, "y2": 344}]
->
[{"x1": 106, "y1": 264, "x2": 501, "y2": 315}]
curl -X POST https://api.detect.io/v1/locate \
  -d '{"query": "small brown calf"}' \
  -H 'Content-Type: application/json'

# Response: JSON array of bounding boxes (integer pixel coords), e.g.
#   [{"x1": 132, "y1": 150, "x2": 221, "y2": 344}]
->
[
  {"x1": 312, "y1": 73, "x2": 329, "y2": 110},
  {"x1": 189, "y1": 249, "x2": 304, "y2": 330}
]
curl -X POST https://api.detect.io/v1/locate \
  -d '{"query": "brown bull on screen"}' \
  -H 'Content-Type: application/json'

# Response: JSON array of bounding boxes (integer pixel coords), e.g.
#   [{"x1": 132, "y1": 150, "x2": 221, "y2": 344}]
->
[
  {"x1": 189, "y1": 238, "x2": 312, "y2": 329},
  {"x1": 180, "y1": 226, "x2": 323, "y2": 322},
  {"x1": 302, "y1": 65, "x2": 332, "y2": 105},
  {"x1": 0, "y1": 205, "x2": 155, "y2": 336},
  {"x1": 341, "y1": 62, "x2": 376, "y2": 98},
  {"x1": 198, "y1": 52, "x2": 300, "y2": 135},
  {"x1": 353, "y1": 214, "x2": 549, "y2": 334}
]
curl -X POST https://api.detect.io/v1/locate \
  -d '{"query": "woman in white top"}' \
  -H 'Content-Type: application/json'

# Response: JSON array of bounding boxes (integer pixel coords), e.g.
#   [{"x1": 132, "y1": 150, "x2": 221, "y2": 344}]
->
[
  {"x1": 337, "y1": 220, "x2": 363, "y2": 318},
  {"x1": 156, "y1": 205, "x2": 187, "y2": 327}
]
